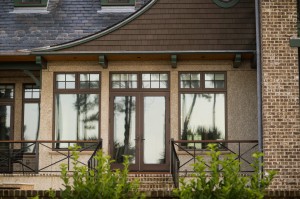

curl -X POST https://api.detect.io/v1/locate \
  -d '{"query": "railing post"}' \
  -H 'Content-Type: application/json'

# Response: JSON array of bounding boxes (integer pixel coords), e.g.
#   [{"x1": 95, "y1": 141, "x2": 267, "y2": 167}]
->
[
  {"x1": 238, "y1": 142, "x2": 241, "y2": 172},
  {"x1": 68, "y1": 142, "x2": 70, "y2": 171},
  {"x1": 35, "y1": 141, "x2": 39, "y2": 174}
]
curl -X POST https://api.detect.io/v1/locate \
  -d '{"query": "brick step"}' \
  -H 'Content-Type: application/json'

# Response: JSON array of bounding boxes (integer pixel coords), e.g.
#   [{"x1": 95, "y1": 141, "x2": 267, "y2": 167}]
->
[{"x1": 128, "y1": 173, "x2": 175, "y2": 191}]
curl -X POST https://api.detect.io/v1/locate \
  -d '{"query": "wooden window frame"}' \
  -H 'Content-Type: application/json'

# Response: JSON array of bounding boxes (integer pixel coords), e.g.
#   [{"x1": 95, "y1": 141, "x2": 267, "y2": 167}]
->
[
  {"x1": 14, "y1": 0, "x2": 48, "y2": 7},
  {"x1": 110, "y1": 72, "x2": 170, "y2": 92},
  {"x1": 53, "y1": 72, "x2": 101, "y2": 150},
  {"x1": 0, "y1": 84, "x2": 15, "y2": 140},
  {"x1": 101, "y1": 0, "x2": 135, "y2": 6},
  {"x1": 178, "y1": 71, "x2": 227, "y2": 143},
  {"x1": 22, "y1": 84, "x2": 40, "y2": 154}
]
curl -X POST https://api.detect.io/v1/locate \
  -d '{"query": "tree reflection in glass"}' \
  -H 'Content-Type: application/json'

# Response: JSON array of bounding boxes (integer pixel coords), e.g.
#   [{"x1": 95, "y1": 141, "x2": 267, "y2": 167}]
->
[
  {"x1": 113, "y1": 96, "x2": 136, "y2": 164},
  {"x1": 144, "y1": 96, "x2": 166, "y2": 164},
  {"x1": 181, "y1": 93, "x2": 225, "y2": 149},
  {"x1": 23, "y1": 103, "x2": 39, "y2": 153},
  {"x1": 55, "y1": 94, "x2": 99, "y2": 148}
]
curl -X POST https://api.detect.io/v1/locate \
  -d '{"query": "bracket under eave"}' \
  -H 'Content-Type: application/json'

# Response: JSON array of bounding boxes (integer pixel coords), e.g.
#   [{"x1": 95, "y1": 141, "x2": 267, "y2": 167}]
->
[
  {"x1": 23, "y1": 70, "x2": 40, "y2": 87},
  {"x1": 99, "y1": 55, "x2": 108, "y2": 69},
  {"x1": 36, "y1": 56, "x2": 47, "y2": 69},
  {"x1": 233, "y1": 53, "x2": 242, "y2": 68},
  {"x1": 171, "y1": 54, "x2": 177, "y2": 68},
  {"x1": 251, "y1": 53, "x2": 257, "y2": 69}
]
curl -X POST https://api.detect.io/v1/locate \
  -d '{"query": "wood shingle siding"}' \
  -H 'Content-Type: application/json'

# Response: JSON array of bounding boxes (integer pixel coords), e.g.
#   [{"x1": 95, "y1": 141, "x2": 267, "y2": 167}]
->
[{"x1": 60, "y1": 0, "x2": 255, "y2": 52}]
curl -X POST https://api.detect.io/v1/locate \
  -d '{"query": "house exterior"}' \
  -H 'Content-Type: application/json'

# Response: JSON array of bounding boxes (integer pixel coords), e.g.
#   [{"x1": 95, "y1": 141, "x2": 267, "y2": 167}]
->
[{"x1": 0, "y1": 0, "x2": 299, "y2": 198}]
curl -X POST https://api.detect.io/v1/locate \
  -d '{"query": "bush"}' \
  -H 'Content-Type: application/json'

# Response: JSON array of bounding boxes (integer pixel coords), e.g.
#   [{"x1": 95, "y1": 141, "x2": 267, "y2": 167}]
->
[
  {"x1": 52, "y1": 145, "x2": 144, "y2": 199},
  {"x1": 173, "y1": 144, "x2": 276, "y2": 199}
]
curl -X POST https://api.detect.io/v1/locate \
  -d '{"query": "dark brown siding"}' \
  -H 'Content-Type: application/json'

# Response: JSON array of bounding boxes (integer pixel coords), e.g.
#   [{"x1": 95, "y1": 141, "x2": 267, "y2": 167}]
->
[{"x1": 61, "y1": 0, "x2": 255, "y2": 52}]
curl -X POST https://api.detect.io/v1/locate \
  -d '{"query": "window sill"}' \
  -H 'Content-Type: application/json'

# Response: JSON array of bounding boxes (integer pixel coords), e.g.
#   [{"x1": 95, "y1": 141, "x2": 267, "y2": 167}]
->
[
  {"x1": 10, "y1": 7, "x2": 49, "y2": 14},
  {"x1": 97, "y1": 6, "x2": 135, "y2": 13}
]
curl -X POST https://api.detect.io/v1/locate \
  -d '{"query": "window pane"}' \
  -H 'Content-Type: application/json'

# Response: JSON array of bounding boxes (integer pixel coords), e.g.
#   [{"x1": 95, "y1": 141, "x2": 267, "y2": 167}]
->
[
  {"x1": 0, "y1": 105, "x2": 11, "y2": 141},
  {"x1": 66, "y1": 82, "x2": 75, "y2": 89},
  {"x1": 55, "y1": 94, "x2": 99, "y2": 148},
  {"x1": 180, "y1": 93, "x2": 225, "y2": 149},
  {"x1": 205, "y1": 73, "x2": 214, "y2": 81},
  {"x1": 112, "y1": 74, "x2": 120, "y2": 81},
  {"x1": 142, "y1": 74, "x2": 150, "y2": 81},
  {"x1": 56, "y1": 74, "x2": 65, "y2": 81},
  {"x1": 57, "y1": 82, "x2": 65, "y2": 89},
  {"x1": 144, "y1": 96, "x2": 166, "y2": 164},
  {"x1": 80, "y1": 74, "x2": 89, "y2": 81},
  {"x1": 205, "y1": 80, "x2": 214, "y2": 88},
  {"x1": 113, "y1": 96, "x2": 136, "y2": 164},
  {"x1": 66, "y1": 74, "x2": 75, "y2": 81},
  {"x1": 191, "y1": 74, "x2": 200, "y2": 80},
  {"x1": 90, "y1": 74, "x2": 99, "y2": 81},
  {"x1": 215, "y1": 74, "x2": 225, "y2": 81},
  {"x1": 23, "y1": 103, "x2": 39, "y2": 153}
]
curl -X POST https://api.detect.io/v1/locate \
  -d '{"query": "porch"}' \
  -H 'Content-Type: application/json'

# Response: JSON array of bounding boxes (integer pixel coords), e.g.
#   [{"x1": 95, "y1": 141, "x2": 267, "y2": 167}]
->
[{"x1": 0, "y1": 139, "x2": 258, "y2": 191}]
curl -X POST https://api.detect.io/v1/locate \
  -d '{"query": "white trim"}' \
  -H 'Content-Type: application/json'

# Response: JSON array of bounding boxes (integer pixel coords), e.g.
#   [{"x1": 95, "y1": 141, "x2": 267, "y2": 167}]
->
[
  {"x1": 10, "y1": 7, "x2": 49, "y2": 14},
  {"x1": 97, "y1": 6, "x2": 135, "y2": 13}
]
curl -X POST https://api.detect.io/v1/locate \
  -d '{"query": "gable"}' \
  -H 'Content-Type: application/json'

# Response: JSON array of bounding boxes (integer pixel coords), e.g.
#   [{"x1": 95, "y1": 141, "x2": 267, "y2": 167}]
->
[{"x1": 35, "y1": 0, "x2": 255, "y2": 52}]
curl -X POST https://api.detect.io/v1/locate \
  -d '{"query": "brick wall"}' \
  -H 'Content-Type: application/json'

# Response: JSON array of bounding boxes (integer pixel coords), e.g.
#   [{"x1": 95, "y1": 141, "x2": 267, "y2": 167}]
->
[{"x1": 261, "y1": 0, "x2": 300, "y2": 191}]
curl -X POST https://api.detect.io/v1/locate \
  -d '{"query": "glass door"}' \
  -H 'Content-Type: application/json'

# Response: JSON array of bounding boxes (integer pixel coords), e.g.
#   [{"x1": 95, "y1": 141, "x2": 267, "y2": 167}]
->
[
  {"x1": 141, "y1": 93, "x2": 169, "y2": 171},
  {"x1": 110, "y1": 93, "x2": 169, "y2": 171}
]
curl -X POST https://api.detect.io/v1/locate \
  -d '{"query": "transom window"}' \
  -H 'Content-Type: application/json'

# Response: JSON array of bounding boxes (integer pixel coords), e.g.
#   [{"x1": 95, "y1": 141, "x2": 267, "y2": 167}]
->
[
  {"x1": 55, "y1": 73, "x2": 100, "y2": 90},
  {"x1": 111, "y1": 72, "x2": 169, "y2": 90},
  {"x1": 0, "y1": 85, "x2": 14, "y2": 99},
  {"x1": 179, "y1": 72, "x2": 226, "y2": 149},
  {"x1": 24, "y1": 84, "x2": 40, "y2": 99},
  {"x1": 54, "y1": 73, "x2": 100, "y2": 149},
  {"x1": 14, "y1": 0, "x2": 48, "y2": 7}
]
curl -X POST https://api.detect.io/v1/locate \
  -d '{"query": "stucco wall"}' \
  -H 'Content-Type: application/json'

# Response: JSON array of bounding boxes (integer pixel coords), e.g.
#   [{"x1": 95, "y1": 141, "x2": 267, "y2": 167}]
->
[{"x1": 40, "y1": 60, "x2": 257, "y2": 151}]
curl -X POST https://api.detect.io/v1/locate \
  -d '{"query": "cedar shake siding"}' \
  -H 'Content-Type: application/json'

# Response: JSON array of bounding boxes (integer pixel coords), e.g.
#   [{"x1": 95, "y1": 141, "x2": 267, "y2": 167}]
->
[{"x1": 57, "y1": 0, "x2": 255, "y2": 52}]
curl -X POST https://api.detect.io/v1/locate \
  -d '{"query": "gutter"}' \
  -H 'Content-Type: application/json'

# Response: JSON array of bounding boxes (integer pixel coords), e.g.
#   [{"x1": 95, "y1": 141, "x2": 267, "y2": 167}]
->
[{"x1": 255, "y1": 0, "x2": 263, "y2": 168}]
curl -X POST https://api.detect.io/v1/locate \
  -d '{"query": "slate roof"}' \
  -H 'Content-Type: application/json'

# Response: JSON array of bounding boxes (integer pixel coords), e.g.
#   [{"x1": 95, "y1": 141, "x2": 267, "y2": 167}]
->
[{"x1": 0, "y1": 0, "x2": 149, "y2": 54}]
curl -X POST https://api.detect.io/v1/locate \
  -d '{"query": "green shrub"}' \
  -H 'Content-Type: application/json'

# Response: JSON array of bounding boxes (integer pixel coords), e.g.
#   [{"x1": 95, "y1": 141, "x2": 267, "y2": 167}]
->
[
  {"x1": 173, "y1": 144, "x2": 276, "y2": 199},
  {"x1": 53, "y1": 145, "x2": 144, "y2": 199}
]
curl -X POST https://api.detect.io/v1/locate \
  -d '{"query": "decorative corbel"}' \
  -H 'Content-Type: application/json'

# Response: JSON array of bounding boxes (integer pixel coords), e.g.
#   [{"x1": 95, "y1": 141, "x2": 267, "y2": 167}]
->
[
  {"x1": 99, "y1": 55, "x2": 108, "y2": 69},
  {"x1": 233, "y1": 53, "x2": 242, "y2": 68},
  {"x1": 36, "y1": 56, "x2": 47, "y2": 69},
  {"x1": 171, "y1": 54, "x2": 177, "y2": 68}
]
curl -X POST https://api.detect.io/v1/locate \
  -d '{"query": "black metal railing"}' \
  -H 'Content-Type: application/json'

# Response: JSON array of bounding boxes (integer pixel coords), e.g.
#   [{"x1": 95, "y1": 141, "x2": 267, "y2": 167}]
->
[
  {"x1": 170, "y1": 139, "x2": 259, "y2": 188},
  {"x1": 0, "y1": 140, "x2": 101, "y2": 174},
  {"x1": 88, "y1": 139, "x2": 103, "y2": 171}
]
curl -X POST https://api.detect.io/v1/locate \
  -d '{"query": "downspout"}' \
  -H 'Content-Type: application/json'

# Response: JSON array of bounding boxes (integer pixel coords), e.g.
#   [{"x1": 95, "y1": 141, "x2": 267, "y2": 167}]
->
[{"x1": 255, "y1": 0, "x2": 263, "y2": 167}]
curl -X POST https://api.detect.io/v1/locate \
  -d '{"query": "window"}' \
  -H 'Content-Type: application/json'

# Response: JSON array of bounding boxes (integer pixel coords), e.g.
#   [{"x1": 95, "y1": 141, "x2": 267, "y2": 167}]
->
[
  {"x1": 179, "y1": 72, "x2": 226, "y2": 149},
  {"x1": 22, "y1": 85, "x2": 40, "y2": 153},
  {"x1": 101, "y1": 0, "x2": 135, "y2": 6},
  {"x1": 111, "y1": 72, "x2": 169, "y2": 90},
  {"x1": 54, "y1": 73, "x2": 100, "y2": 149},
  {"x1": 0, "y1": 85, "x2": 14, "y2": 142},
  {"x1": 14, "y1": 0, "x2": 48, "y2": 7}
]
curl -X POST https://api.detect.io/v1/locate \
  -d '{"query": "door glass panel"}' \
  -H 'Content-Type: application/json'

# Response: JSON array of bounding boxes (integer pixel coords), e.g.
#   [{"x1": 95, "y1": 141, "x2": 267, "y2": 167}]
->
[
  {"x1": 144, "y1": 96, "x2": 166, "y2": 164},
  {"x1": 0, "y1": 105, "x2": 11, "y2": 141},
  {"x1": 23, "y1": 103, "x2": 39, "y2": 153},
  {"x1": 113, "y1": 96, "x2": 136, "y2": 164}
]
